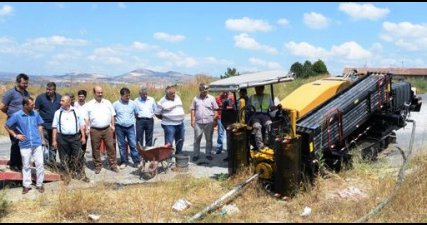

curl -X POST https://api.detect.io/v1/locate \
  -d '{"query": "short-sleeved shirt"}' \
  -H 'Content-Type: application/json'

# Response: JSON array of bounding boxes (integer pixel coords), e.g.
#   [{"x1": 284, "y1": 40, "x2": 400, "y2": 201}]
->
[
  {"x1": 35, "y1": 92, "x2": 62, "y2": 129},
  {"x1": 52, "y1": 106, "x2": 85, "y2": 135},
  {"x1": 154, "y1": 95, "x2": 185, "y2": 126},
  {"x1": 134, "y1": 96, "x2": 157, "y2": 118},
  {"x1": 1, "y1": 87, "x2": 30, "y2": 118},
  {"x1": 86, "y1": 98, "x2": 116, "y2": 128},
  {"x1": 190, "y1": 94, "x2": 218, "y2": 124},
  {"x1": 74, "y1": 102, "x2": 88, "y2": 121},
  {"x1": 6, "y1": 110, "x2": 44, "y2": 149},
  {"x1": 215, "y1": 94, "x2": 235, "y2": 120},
  {"x1": 113, "y1": 99, "x2": 138, "y2": 127}
]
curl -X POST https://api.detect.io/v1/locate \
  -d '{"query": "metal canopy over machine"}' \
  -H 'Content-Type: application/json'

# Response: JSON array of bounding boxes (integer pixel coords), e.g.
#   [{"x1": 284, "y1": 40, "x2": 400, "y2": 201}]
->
[{"x1": 208, "y1": 70, "x2": 295, "y2": 92}]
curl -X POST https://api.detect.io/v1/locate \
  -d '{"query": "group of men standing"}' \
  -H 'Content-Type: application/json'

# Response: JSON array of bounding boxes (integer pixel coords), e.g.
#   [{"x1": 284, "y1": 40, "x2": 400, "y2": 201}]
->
[{"x1": 0, "y1": 73, "x2": 274, "y2": 195}]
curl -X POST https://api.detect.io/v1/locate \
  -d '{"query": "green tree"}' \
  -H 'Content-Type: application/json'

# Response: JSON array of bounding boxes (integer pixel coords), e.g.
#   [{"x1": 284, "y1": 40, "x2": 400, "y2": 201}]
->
[
  {"x1": 221, "y1": 67, "x2": 240, "y2": 79},
  {"x1": 290, "y1": 62, "x2": 303, "y2": 78},
  {"x1": 302, "y1": 60, "x2": 315, "y2": 78},
  {"x1": 312, "y1": 59, "x2": 329, "y2": 75}
]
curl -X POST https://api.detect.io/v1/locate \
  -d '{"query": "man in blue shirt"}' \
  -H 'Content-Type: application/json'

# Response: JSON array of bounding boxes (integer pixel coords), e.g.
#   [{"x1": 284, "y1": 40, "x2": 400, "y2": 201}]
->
[
  {"x1": 113, "y1": 87, "x2": 140, "y2": 169},
  {"x1": 134, "y1": 86, "x2": 157, "y2": 147},
  {"x1": 35, "y1": 82, "x2": 62, "y2": 169},
  {"x1": 0, "y1": 73, "x2": 30, "y2": 171},
  {"x1": 5, "y1": 96, "x2": 46, "y2": 194}
]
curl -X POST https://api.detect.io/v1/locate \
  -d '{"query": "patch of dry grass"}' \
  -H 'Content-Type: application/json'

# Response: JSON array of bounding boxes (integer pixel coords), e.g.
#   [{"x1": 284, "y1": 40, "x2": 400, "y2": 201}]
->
[{"x1": 2, "y1": 151, "x2": 427, "y2": 222}]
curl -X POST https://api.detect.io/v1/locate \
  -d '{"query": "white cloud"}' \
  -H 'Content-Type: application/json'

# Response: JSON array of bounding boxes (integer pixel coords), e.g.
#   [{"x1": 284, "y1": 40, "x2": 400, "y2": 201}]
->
[
  {"x1": 118, "y1": 2, "x2": 127, "y2": 8},
  {"x1": 88, "y1": 47, "x2": 123, "y2": 65},
  {"x1": 249, "y1": 58, "x2": 282, "y2": 70},
  {"x1": 204, "y1": 56, "x2": 232, "y2": 65},
  {"x1": 153, "y1": 32, "x2": 186, "y2": 43},
  {"x1": 339, "y1": 3, "x2": 389, "y2": 21},
  {"x1": 52, "y1": 49, "x2": 82, "y2": 61},
  {"x1": 381, "y1": 21, "x2": 427, "y2": 51},
  {"x1": 132, "y1": 41, "x2": 151, "y2": 50},
  {"x1": 27, "y1": 36, "x2": 88, "y2": 46},
  {"x1": 303, "y1": 12, "x2": 329, "y2": 29},
  {"x1": 277, "y1": 18, "x2": 289, "y2": 27},
  {"x1": 156, "y1": 50, "x2": 198, "y2": 67},
  {"x1": 285, "y1": 41, "x2": 329, "y2": 59},
  {"x1": 234, "y1": 33, "x2": 278, "y2": 55},
  {"x1": 0, "y1": 5, "x2": 13, "y2": 17},
  {"x1": 330, "y1": 41, "x2": 372, "y2": 60},
  {"x1": 285, "y1": 41, "x2": 371, "y2": 60},
  {"x1": 225, "y1": 17, "x2": 273, "y2": 32}
]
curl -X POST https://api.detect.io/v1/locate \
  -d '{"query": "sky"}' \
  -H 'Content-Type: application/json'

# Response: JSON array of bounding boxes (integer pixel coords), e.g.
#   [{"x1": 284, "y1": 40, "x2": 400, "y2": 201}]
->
[{"x1": 0, "y1": 2, "x2": 426, "y2": 77}]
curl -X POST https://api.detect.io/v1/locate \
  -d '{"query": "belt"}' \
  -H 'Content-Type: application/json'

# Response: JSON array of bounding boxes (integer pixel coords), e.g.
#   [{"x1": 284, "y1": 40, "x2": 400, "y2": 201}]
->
[
  {"x1": 59, "y1": 133, "x2": 80, "y2": 137},
  {"x1": 91, "y1": 125, "x2": 110, "y2": 130},
  {"x1": 137, "y1": 117, "x2": 153, "y2": 120}
]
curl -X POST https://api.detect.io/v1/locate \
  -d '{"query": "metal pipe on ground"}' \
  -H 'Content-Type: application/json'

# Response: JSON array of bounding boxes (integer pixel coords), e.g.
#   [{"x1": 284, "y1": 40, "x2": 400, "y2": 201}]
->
[{"x1": 185, "y1": 172, "x2": 261, "y2": 223}]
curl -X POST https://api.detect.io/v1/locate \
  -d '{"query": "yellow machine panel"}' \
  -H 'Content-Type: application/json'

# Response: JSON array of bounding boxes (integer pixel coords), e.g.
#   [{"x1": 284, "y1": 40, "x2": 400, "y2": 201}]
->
[{"x1": 281, "y1": 78, "x2": 351, "y2": 119}]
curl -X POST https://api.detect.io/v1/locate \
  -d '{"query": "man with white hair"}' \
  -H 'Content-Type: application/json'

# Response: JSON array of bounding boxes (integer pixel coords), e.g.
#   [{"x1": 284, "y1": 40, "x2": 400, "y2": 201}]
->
[
  {"x1": 134, "y1": 86, "x2": 157, "y2": 147},
  {"x1": 154, "y1": 85, "x2": 185, "y2": 154}
]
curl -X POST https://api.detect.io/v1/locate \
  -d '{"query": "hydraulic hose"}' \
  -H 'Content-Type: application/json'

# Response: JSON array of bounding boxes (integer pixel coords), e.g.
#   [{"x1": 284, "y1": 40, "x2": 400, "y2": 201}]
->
[
  {"x1": 354, "y1": 119, "x2": 416, "y2": 223},
  {"x1": 185, "y1": 172, "x2": 261, "y2": 223}
]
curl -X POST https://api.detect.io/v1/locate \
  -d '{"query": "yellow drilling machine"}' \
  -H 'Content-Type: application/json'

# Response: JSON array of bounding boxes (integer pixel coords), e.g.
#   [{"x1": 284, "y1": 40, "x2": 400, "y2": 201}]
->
[{"x1": 208, "y1": 70, "x2": 422, "y2": 197}]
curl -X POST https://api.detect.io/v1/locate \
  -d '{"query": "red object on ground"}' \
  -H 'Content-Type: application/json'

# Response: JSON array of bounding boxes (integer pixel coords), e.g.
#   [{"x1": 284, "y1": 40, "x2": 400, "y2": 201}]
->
[{"x1": 0, "y1": 159, "x2": 61, "y2": 182}]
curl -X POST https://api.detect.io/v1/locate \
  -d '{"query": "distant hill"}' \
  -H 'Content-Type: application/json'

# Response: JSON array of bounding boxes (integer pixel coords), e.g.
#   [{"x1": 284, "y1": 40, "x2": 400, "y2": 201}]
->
[
  {"x1": 112, "y1": 69, "x2": 194, "y2": 88},
  {"x1": 0, "y1": 69, "x2": 195, "y2": 88}
]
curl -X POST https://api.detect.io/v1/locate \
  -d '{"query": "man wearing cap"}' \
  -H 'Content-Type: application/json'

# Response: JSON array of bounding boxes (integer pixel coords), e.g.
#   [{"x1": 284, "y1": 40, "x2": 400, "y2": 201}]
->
[
  {"x1": 190, "y1": 83, "x2": 219, "y2": 161},
  {"x1": 134, "y1": 86, "x2": 157, "y2": 147}
]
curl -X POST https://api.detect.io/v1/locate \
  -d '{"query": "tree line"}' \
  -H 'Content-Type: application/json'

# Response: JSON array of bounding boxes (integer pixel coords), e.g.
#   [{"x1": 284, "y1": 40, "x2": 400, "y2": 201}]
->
[{"x1": 220, "y1": 59, "x2": 328, "y2": 79}]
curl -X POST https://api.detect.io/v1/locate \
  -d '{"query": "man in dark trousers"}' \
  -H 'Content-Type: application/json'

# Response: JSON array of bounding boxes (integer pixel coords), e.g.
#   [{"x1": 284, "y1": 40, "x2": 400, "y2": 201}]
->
[
  {"x1": 0, "y1": 73, "x2": 30, "y2": 171},
  {"x1": 35, "y1": 82, "x2": 62, "y2": 169},
  {"x1": 52, "y1": 94, "x2": 88, "y2": 184}
]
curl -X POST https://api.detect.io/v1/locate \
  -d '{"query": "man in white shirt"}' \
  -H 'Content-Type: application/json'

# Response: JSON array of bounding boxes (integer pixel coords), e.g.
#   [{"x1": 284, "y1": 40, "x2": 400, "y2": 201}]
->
[
  {"x1": 86, "y1": 86, "x2": 118, "y2": 174},
  {"x1": 52, "y1": 94, "x2": 87, "y2": 184},
  {"x1": 154, "y1": 85, "x2": 185, "y2": 154},
  {"x1": 73, "y1": 89, "x2": 90, "y2": 180}
]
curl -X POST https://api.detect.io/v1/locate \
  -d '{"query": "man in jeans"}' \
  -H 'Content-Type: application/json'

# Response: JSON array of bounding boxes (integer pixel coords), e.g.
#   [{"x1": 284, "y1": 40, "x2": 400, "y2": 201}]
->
[
  {"x1": 5, "y1": 97, "x2": 46, "y2": 194},
  {"x1": 190, "y1": 83, "x2": 219, "y2": 161},
  {"x1": 0, "y1": 73, "x2": 30, "y2": 171},
  {"x1": 215, "y1": 91, "x2": 235, "y2": 154},
  {"x1": 113, "y1": 87, "x2": 140, "y2": 169},
  {"x1": 154, "y1": 85, "x2": 185, "y2": 155}
]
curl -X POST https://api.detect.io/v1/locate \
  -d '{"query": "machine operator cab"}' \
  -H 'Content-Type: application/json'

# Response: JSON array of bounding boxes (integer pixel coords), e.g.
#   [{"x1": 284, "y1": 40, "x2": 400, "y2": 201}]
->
[{"x1": 208, "y1": 70, "x2": 295, "y2": 154}]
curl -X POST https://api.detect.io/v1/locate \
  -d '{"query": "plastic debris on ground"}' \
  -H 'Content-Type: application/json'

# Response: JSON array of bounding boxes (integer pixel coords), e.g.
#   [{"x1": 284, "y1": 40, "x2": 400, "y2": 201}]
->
[
  {"x1": 220, "y1": 203, "x2": 240, "y2": 216},
  {"x1": 88, "y1": 214, "x2": 101, "y2": 221},
  {"x1": 337, "y1": 186, "x2": 367, "y2": 200},
  {"x1": 300, "y1": 206, "x2": 312, "y2": 217},
  {"x1": 172, "y1": 199, "x2": 192, "y2": 212}
]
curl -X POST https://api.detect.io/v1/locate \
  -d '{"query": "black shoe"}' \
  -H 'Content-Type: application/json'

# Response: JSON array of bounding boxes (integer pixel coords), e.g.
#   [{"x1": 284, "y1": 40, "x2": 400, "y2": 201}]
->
[
  {"x1": 215, "y1": 150, "x2": 222, "y2": 154},
  {"x1": 36, "y1": 185, "x2": 45, "y2": 193},
  {"x1": 192, "y1": 156, "x2": 199, "y2": 162},
  {"x1": 9, "y1": 166, "x2": 20, "y2": 172},
  {"x1": 222, "y1": 157, "x2": 229, "y2": 162},
  {"x1": 22, "y1": 187, "x2": 32, "y2": 194},
  {"x1": 206, "y1": 155, "x2": 213, "y2": 161}
]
